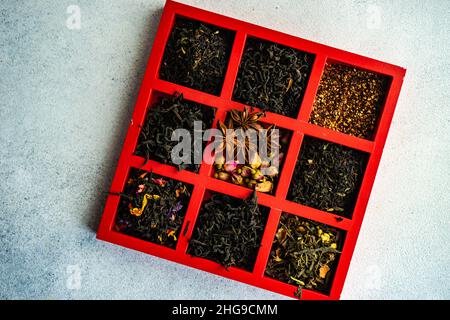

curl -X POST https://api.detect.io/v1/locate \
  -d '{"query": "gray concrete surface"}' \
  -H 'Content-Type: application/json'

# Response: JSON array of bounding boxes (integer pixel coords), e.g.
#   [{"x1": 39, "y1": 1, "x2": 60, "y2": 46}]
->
[{"x1": 0, "y1": 0, "x2": 449, "y2": 299}]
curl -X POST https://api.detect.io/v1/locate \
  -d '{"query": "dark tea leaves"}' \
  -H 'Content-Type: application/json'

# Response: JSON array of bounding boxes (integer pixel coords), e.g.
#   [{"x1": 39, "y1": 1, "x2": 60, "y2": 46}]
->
[
  {"x1": 310, "y1": 63, "x2": 389, "y2": 139},
  {"x1": 288, "y1": 137, "x2": 368, "y2": 217},
  {"x1": 265, "y1": 214, "x2": 343, "y2": 294},
  {"x1": 188, "y1": 191, "x2": 268, "y2": 271},
  {"x1": 160, "y1": 17, "x2": 235, "y2": 95},
  {"x1": 233, "y1": 38, "x2": 314, "y2": 118},
  {"x1": 135, "y1": 93, "x2": 214, "y2": 172},
  {"x1": 115, "y1": 169, "x2": 192, "y2": 249}
]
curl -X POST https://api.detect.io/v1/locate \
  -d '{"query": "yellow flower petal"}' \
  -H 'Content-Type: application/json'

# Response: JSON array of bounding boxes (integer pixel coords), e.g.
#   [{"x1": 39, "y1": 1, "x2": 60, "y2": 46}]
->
[
  {"x1": 167, "y1": 230, "x2": 177, "y2": 241},
  {"x1": 130, "y1": 208, "x2": 142, "y2": 217},
  {"x1": 273, "y1": 256, "x2": 283, "y2": 262},
  {"x1": 321, "y1": 233, "x2": 331, "y2": 243}
]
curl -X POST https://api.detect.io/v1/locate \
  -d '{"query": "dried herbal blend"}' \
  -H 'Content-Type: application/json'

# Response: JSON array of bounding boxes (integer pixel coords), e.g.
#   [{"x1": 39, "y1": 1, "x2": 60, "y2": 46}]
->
[
  {"x1": 233, "y1": 38, "x2": 314, "y2": 118},
  {"x1": 288, "y1": 136, "x2": 368, "y2": 217},
  {"x1": 188, "y1": 192, "x2": 268, "y2": 271},
  {"x1": 135, "y1": 93, "x2": 215, "y2": 172},
  {"x1": 310, "y1": 63, "x2": 389, "y2": 139},
  {"x1": 114, "y1": 169, "x2": 192, "y2": 249},
  {"x1": 159, "y1": 17, "x2": 235, "y2": 95},
  {"x1": 212, "y1": 107, "x2": 290, "y2": 193},
  {"x1": 265, "y1": 214, "x2": 343, "y2": 295}
]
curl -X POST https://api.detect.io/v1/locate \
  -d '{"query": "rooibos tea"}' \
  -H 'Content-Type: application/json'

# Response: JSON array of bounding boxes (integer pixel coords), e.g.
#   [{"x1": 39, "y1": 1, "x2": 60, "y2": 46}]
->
[
  {"x1": 160, "y1": 17, "x2": 235, "y2": 95},
  {"x1": 135, "y1": 93, "x2": 215, "y2": 172},
  {"x1": 188, "y1": 192, "x2": 268, "y2": 271},
  {"x1": 310, "y1": 63, "x2": 389, "y2": 139},
  {"x1": 288, "y1": 136, "x2": 368, "y2": 217},
  {"x1": 233, "y1": 37, "x2": 314, "y2": 118},
  {"x1": 114, "y1": 169, "x2": 192, "y2": 248},
  {"x1": 265, "y1": 214, "x2": 343, "y2": 296}
]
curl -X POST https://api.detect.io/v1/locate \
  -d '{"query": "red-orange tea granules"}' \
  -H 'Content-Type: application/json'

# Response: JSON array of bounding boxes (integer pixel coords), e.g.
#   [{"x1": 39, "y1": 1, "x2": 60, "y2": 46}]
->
[{"x1": 310, "y1": 64, "x2": 389, "y2": 139}]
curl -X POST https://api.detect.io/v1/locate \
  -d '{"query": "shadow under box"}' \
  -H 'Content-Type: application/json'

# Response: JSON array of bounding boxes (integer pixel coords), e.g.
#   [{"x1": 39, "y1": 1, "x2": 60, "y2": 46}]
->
[
  {"x1": 159, "y1": 16, "x2": 236, "y2": 96},
  {"x1": 187, "y1": 191, "x2": 269, "y2": 272},
  {"x1": 134, "y1": 92, "x2": 216, "y2": 172},
  {"x1": 309, "y1": 62, "x2": 391, "y2": 140},
  {"x1": 114, "y1": 168, "x2": 193, "y2": 249},
  {"x1": 232, "y1": 37, "x2": 315, "y2": 118},
  {"x1": 265, "y1": 213, "x2": 346, "y2": 295},
  {"x1": 287, "y1": 136, "x2": 369, "y2": 218}
]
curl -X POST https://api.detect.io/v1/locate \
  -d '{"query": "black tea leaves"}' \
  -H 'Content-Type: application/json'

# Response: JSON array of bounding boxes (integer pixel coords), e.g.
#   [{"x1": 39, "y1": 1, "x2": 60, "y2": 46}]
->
[
  {"x1": 288, "y1": 136, "x2": 368, "y2": 217},
  {"x1": 135, "y1": 93, "x2": 215, "y2": 172},
  {"x1": 233, "y1": 38, "x2": 314, "y2": 118},
  {"x1": 160, "y1": 17, "x2": 235, "y2": 95},
  {"x1": 188, "y1": 191, "x2": 268, "y2": 271}
]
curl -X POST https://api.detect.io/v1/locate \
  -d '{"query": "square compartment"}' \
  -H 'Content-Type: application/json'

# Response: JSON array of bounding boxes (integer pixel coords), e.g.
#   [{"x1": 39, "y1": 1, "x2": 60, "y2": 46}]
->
[
  {"x1": 309, "y1": 62, "x2": 391, "y2": 140},
  {"x1": 287, "y1": 136, "x2": 368, "y2": 218},
  {"x1": 134, "y1": 92, "x2": 215, "y2": 172},
  {"x1": 232, "y1": 37, "x2": 315, "y2": 118},
  {"x1": 265, "y1": 213, "x2": 345, "y2": 295},
  {"x1": 209, "y1": 108, "x2": 292, "y2": 194},
  {"x1": 187, "y1": 191, "x2": 269, "y2": 271},
  {"x1": 159, "y1": 16, "x2": 236, "y2": 95},
  {"x1": 114, "y1": 168, "x2": 193, "y2": 249}
]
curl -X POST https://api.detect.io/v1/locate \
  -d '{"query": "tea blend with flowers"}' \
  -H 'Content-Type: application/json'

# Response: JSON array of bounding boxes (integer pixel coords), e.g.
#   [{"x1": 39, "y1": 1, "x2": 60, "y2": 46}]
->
[
  {"x1": 159, "y1": 17, "x2": 235, "y2": 95},
  {"x1": 188, "y1": 192, "x2": 268, "y2": 271},
  {"x1": 135, "y1": 93, "x2": 214, "y2": 172},
  {"x1": 212, "y1": 107, "x2": 290, "y2": 194},
  {"x1": 265, "y1": 214, "x2": 343, "y2": 296},
  {"x1": 288, "y1": 136, "x2": 368, "y2": 217},
  {"x1": 114, "y1": 169, "x2": 192, "y2": 248},
  {"x1": 233, "y1": 38, "x2": 314, "y2": 118},
  {"x1": 310, "y1": 63, "x2": 389, "y2": 139}
]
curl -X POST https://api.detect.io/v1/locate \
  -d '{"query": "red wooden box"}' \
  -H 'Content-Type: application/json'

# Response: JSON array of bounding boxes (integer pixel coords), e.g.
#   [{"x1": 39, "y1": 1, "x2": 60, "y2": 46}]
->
[{"x1": 97, "y1": 0, "x2": 405, "y2": 300}]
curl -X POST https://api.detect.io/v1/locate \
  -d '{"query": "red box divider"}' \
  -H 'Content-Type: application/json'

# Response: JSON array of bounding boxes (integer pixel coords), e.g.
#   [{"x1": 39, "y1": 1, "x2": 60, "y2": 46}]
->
[{"x1": 97, "y1": 0, "x2": 406, "y2": 300}]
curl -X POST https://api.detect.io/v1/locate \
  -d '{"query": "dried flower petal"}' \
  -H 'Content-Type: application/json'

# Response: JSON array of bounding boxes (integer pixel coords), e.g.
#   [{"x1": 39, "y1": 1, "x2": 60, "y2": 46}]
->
[
  {"x1": 217, "y1": 172, "x2": 231, "y2": 181},
  {"x1": 137, "y1": 184, "x2": 145, "y2": 193},
  {"x1": 167, "y1": 230, "x2": 177, "y2": 241},
  {"x1": 224, "y1": 161, "x2": 238, "y2": 172},
  {"x1": 231, "y1": 173, "x2": 244, "y2": 185},
  {"x1": 129, "y1": 194, "x2": 158, "y2": 217},
  {"x1": 255, "y1": 180, "x2": 273, "y2": 193},
  {"x1": 321, "y1": 233, "x2": 331, "y2": 243},
  {"x1": 264, "y1": 166, "x2": 279, "y2": 177},
  {"x1": 152, "y1": 178, "x2": 167, "y2": 187},
  {"x1": 319, "y1": 265, "x2": 330, "y2": 278}
]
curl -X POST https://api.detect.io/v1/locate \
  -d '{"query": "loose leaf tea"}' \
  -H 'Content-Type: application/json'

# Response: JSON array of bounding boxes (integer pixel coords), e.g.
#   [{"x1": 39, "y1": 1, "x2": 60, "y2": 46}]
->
[
  {"x1": 188, "y1": 192, "x2": 268, "y2": 271},
  {"x1": 233, "y1": 38, "x2": 314, "y2": 118},
  {"x1": 288, "y1": 136, "x2": 368, "y2": 217},
  {"x1": 212, "y1": 107, "x2": 290, "y2": 193},
  {"x1": 159, "y1": 17, "x2": 235, "y2": 95},
  {"x1": 265, "y1": 214, "x2": 343, "y2": 294},
  {"x1": 135, "y1": 93, "x2": 214, "y2": 172},
  {"x1": 114, "y1": 169, "x2": 192, "y2": 248},
  {"x1": 310, "y1": 63, "x2": 389, "y2": 139}
]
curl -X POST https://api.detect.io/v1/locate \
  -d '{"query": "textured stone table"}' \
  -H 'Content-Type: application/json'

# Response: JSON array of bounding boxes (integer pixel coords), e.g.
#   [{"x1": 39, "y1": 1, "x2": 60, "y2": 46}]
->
[{"x1": 1, "y1": 0, "x2": 449, "y2": 299}]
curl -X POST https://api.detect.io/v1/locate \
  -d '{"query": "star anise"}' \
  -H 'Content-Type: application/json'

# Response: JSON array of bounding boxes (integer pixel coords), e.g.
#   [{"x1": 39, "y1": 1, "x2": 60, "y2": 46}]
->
[{"x1": 229, "y1": 107, "x2": 265, "y2": 131}]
